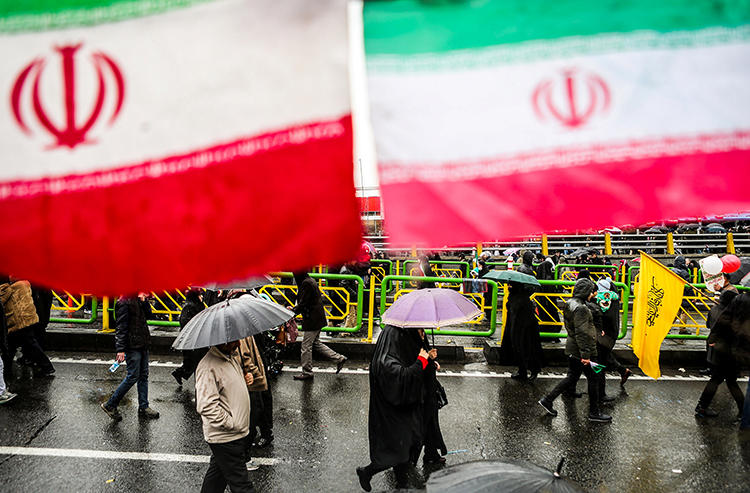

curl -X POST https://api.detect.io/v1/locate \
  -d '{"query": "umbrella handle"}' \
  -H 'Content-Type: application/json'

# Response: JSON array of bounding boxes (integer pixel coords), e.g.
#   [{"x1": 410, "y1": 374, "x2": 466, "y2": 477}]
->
[{"x1": 554, "y1": 457, "x2": 565, "y2": 478}]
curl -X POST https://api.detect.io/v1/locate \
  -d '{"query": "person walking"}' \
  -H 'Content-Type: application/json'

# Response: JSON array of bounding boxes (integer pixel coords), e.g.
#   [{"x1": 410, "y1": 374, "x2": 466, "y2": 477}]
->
[
  {"x1": 196, "y1": 340, "x2": 255, "y2": 493},
  {"x1": 356, "y1": 325, "x2": 435, "y2": 491},
  {"x1": 595, "y1": 279, "x2": 632, "y2": 388},
  {"x1": 172, "y1": 288, "x2": 207, "y2": 386},
  {"x1": 101, "y1": 294, "x2": 159, "y2": 421},
  {"x1": 501, "y1": 281, "x2": 544, "y2": 381},
  {"x1": 0, "y1": 297, "x2": 17, "y2": 405},
  {"x1": 291, "y1": 271, "x2": 346, "y2": 381},
  {"x1": 538, "y1": 278, "x2": 611, "y2": 423},
  {"x1": 236, "y1": 335, "x2": 270, "y2": 453},
  {"x1": 0, "y1": 278, "x2": 55, "y2": 378},
  {"x1": 695, "y1": 290, "x2": 744, "y2": 418}
]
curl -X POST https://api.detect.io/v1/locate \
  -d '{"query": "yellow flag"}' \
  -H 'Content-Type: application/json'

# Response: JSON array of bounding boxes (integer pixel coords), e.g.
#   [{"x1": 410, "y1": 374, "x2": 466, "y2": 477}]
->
[{"x1": 632, "y1": 252, "x2": 686, "y2": 379}]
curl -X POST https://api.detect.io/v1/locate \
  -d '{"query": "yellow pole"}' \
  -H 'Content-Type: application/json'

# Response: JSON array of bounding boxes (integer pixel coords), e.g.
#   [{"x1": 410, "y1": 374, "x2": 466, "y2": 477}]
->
[
  {"x1": 476, "y1": 242, "x2": 483, "y2": 257},
  {"x1": 541, "y1": 234, "x2": 548, "y2": 256},
  {"x1": 727, "y1": 232, "x2": 736, "y2": 254},
  {"x1": 604, "y1": 233, "x2": 612, "y2": 255},
  {"x1": 411, "y1": 245, "x2": 418, "y2": 258},
  {"x1": 101, "y1": 296, "x2": 110, "y2": 332},
  {"x1": 666, "y1": 232, "x2": 675, "y2": 255},
  {"x1": 366, "y1": 274, "x2": 376, "y2": 343}
]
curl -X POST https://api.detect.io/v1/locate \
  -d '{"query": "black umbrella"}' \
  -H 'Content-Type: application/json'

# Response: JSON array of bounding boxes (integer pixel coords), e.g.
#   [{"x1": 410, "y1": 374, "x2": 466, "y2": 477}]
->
[
  {"x1": 644, "y1": 226, "x2": 668, "y2": 234},
  {"x1": 728, "y1": 257, "x2": 750, "y2": 286},
  {"x1": 569, "y1": 248, "x2": 595, "y2": 258},
  {"x1": 172, "y1": 294, "x2": 294, "y2": 350},
  {"x1": 426, "y1": 458, "x2": 584, "y2": 493}
]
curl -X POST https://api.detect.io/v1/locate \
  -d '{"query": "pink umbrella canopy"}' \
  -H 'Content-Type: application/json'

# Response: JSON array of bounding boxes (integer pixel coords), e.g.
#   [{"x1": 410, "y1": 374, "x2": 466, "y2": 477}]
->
[{"x1": 382, "y1": 288, "x2": 482, "y2": 328}]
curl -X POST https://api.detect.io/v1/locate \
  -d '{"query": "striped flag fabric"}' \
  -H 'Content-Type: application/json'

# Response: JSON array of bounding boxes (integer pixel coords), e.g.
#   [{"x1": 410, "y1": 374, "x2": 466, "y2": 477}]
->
[
  {"x1": 0, "y1": 0, "x2": 361, "y2": 295},
  {"x1": 364, "y1": 0, "x2": 750, "y2": 245}
]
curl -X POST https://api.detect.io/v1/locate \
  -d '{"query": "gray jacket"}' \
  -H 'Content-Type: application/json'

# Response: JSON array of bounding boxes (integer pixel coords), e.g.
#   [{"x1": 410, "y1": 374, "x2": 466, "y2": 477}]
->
[{"x1": 563, "y1": 278, "x2": 598, "y2": 360}]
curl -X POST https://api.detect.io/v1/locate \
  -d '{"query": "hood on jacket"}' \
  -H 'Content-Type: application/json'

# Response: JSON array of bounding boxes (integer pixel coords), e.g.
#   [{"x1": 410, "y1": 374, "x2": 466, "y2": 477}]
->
[
  {"x1": 293, "y1": 271, "x2": 311, "y2": 286},
  {"x1": 522, "y1": 251, "x2": 534, "y2": 266},
  {"x1": 719, "y1": 289, "x2": 739, "y2": 307},
  {"x1": 572, "y1": 278, "x2": 597, "y2": 301},
  {"x1": 673, "y1": 256, "x2": 687, "y2": 269}
]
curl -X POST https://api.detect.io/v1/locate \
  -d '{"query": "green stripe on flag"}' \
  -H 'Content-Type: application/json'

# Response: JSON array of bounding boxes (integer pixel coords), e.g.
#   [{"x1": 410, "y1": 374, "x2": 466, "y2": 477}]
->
[
  {"x1": 364, "y1": 0, "x2": 750, "y2": 55},
  {"x1": 0, "y1": 0, "x2": 210, "y2": 33}
]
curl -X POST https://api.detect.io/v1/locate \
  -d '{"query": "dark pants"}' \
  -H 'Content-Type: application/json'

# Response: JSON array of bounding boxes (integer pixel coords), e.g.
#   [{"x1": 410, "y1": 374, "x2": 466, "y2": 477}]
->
[
  {"x1": 248, "y1": 390, "x2": 273, "y2": 443},
  {"x1": 363, "y1": 462, "x2": 409, "y2": 487},
  {"x1": 698, "y1": 362, "x2": 745, "y2": 412},
  {"x1": 106, "y1": 349, "x2": 149, "y2": 409},
  {"x1": 201, "y1": 437, "x2": 255, "y2": 493},
  {"x1": 544, "y1": 357, "x2": 600, "y2": 414},
  {"x1": 6, "y1": 327, "x2": 54, "y2": 374},
  {"x1": 596, "y1": 344, "x2": 612, "y2": 399},
  {"x1": 174, "y1": 348, "x2": 208, "y2": 381}
]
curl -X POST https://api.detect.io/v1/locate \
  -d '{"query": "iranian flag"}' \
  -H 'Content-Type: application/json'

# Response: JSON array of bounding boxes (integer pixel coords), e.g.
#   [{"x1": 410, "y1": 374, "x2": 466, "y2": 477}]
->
[
  {"x1": 364, "y1": 0, "x2": 750, "y2": 245},
  {"x1": 0, "y1": 0, "x2": 361, "y2": 294}
]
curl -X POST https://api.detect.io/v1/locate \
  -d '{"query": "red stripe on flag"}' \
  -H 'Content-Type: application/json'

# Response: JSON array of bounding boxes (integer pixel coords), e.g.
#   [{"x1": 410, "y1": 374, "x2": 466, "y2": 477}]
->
[
  {"x1": 0, "y1": 116, "x2": 361, "y2": 295},
  {"x1": 380, "y1": 148, "x2": 750, "y2": 245}
]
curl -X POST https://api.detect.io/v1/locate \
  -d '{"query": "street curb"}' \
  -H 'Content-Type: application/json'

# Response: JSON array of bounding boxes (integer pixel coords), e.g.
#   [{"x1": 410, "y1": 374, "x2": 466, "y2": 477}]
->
[{"x1": 46, "y1": 328, "x2": 707, "y2": 367}]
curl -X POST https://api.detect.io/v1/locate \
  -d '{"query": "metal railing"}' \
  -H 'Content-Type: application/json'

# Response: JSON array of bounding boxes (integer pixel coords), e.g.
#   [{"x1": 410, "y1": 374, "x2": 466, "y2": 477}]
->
[{"x1": 379, "y1": 275, "x2": 498, "y2": 337}]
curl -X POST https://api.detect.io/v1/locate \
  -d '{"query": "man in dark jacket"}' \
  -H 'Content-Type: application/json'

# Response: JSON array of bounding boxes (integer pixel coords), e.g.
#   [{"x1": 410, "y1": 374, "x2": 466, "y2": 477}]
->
[
  {"x1": 538, "y1": 278, "x2": 611, "y2": 423},
  {"x1": 356, "y1": 325, "x2": 434, "y2": 491},
  {"x1": 516, "y1": 251, "x2": 535, "y2": 276},
  {"x1": 292, "y1": 271, "x2": 347, "y2": 381},
  {"x1": 172, "y1": 288, "x2": 207, "y2": 385},
  {"x1": 101, "y1": 294, "x2": 159, "y2": 421}
]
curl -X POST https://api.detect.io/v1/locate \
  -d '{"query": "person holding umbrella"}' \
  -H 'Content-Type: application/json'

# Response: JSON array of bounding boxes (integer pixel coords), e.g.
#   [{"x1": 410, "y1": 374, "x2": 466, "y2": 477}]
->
[
  {"x1": 174, "y1": 295, "x2": 295, "y2": 493},
  {"x1": 291, "y1": 271, "x2": 347, "y2": 381},
  {"x1": 196, "y1": 338, "x2": 255, "y2": 493},
  {"x1": 356, "y1": 324, "x2": 435, "y2": 491}
]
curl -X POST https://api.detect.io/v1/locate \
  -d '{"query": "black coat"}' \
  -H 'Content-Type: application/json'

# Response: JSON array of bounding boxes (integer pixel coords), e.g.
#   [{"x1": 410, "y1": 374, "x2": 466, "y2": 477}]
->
[
  {"x1": 293, "y1": 275, "x2": 327, "y2": 332},
  {"x1": 368, "y1": 325, "x2": 425, "y2": 467},
  {"x1": 31, "y1": 286, "x2": 53, "y2": 328},
  {"x1": 114, "y1": 297, "x2": 152, "y2": 352},
  {"x1": 516, "y1": 251, "x2": 535, "y2": 276},
  {"x1": 179, "y1": 297, "x2": 204, "y2": 330},
  {"x1": 500, "y1": 283, "x2": 543, "y2": 371}
]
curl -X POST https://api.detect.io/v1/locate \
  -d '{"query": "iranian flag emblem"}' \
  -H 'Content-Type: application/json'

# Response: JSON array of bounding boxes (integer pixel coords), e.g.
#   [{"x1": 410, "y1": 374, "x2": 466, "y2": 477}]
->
[
  {"x1": 365, "y1": 0, "x2": 750, "y2": 245},
  {"x1": 0, "y1": 0, "x2": 360, "y2": 294}
]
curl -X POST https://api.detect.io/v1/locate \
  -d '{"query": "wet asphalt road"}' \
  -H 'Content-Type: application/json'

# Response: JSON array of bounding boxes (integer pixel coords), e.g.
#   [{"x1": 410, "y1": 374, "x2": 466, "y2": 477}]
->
[{"x1": 1, "y1": 353, "x2": 749, "y2": 493}]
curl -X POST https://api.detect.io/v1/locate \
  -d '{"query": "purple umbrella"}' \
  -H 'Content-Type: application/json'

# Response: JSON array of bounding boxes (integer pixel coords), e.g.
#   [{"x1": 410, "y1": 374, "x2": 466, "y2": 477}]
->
[{"x1": 382, "y1": 289, "x2": 482, "y2": 343}]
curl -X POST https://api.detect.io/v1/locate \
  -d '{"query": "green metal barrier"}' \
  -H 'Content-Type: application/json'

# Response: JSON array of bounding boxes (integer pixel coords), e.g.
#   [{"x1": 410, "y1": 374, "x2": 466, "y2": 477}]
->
[
  {"x1": 554, "y1": 263, "x2": 620, "y2": 281},
  {"x1": 534, "y1": 280, "x2": 631, "y2": 339},
  {"x1": 401, "y1": 260, "x2": 471, "y2": 278},
  {"x1": 379, "y1": 275, "x2": 498, "y2": 337},
  {"x1": 263, "y1": 272, "x2": 364, "y2": 333},
  {"x1": 50, "y1": 296, "x2": 98, "y2": 324}
]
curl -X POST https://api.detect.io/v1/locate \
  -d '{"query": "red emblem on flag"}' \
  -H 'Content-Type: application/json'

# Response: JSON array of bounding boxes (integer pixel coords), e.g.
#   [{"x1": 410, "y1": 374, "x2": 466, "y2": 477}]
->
[
  {"x1": 10, "y1": 44, "x2": 125, "y2": 149},
  {"x1": 532, "y1": 68, "x2": 610, "y2": 129}
]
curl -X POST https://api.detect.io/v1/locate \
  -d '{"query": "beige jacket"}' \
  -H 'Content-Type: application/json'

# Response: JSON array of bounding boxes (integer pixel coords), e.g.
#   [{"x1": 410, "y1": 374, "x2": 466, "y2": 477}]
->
[
  {"x1": 0, "y1": 281, "x2": 39, "y2": 333},
  {"x1": 236, "y1": 337, "x2": 268, "y2": 392},
  {"x1": 195, "y1": 347, "x2": 250, "y2": 444}
]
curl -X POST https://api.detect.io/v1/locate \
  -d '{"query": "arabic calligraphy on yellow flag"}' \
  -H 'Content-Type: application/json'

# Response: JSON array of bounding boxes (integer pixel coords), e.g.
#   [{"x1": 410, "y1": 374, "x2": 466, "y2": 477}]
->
[{"x1": 632, "y1": 252, "x2": 686, "y2": 379}]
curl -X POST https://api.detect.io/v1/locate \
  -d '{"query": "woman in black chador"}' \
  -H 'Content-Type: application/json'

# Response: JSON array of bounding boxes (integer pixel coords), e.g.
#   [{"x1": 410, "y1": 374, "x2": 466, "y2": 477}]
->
[
  {"x1": 501, "y1": 281, "x2": 544, "y2": 381},
  {"x1": 356, "y1": 325, "x2": 435, "y2": 491}
]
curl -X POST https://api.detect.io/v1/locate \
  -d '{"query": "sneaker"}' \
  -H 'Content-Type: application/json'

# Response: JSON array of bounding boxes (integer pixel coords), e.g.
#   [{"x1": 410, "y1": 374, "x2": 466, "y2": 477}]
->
[
  {"x1": 588, "y1": 413, "x2": 613, "y2": 423},
  {"x1": 293, "y1": 373, "x2": 313, "y2": 381},
  {"x1": 0, "y1": 391, "x2": 18, "y2": 405},
  {"x1": 171, "y1": 370, "x2": 183, "y2": 386},
  {"x1": 138, "y1": 407, "x2": 160, "y2": 419},
  {"x1": 356, "y1": 467, "x2": 372, "y2": 492},
  {"x1": 601, "y1": 394, "x2": 616, "y2": 403},
  {"x1": 695, "y1": 406, "x2": 718, "y2": 418},
  {"x1": 246, "y1": 460, "x2": 259, "y2": 471},
  {"x1": 336, "y1": 357, "x2": 347, "y2": 374},
  {"x1": 538, "y1": 398, "x2": 557, "y2": 417},
  {"x1": 620, "y1": 368, "x2": 632, "y2": 387},
  {"x1": 101, "y1": 402, "x2": 122, "y2": 421}
]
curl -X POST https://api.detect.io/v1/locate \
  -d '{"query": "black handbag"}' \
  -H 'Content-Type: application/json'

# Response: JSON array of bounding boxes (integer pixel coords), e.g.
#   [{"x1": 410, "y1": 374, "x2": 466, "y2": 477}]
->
[{"x1": 435, "y1": 379, "x2": 448, "y2": 409}]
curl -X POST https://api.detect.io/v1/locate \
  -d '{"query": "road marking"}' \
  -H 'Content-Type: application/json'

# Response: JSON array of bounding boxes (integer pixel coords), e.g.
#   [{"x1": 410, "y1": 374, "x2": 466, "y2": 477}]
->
[
  {"x1": 0, "y1": 446, "x2": 280, "y2": 465},
  {"x1": 49, "y1": 358, "x2": 746, "y2": 382}
]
